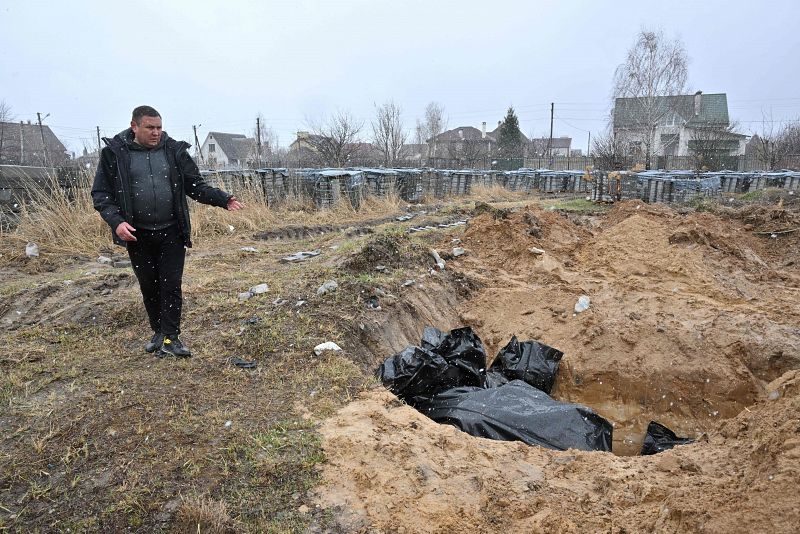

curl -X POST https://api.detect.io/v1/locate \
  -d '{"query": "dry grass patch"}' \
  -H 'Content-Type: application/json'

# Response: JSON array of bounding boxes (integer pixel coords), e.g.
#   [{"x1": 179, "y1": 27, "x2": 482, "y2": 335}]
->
[{"x1": 175, "y1": 494, "x2": 237, "y2": 533}]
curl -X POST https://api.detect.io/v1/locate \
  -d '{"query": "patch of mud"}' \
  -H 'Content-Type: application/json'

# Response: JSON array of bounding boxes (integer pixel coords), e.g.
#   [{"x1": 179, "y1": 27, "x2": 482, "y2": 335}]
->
[
  {"x1": 316, "y1": 371, "x2": 800, "y2": 533},
  {"x1": 0, "y1": 271, "x2": 137, "y2": 330}
]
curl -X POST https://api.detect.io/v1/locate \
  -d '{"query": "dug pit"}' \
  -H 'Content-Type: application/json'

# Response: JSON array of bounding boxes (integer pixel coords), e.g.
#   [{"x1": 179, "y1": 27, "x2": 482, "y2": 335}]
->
[{"x1": 316, "y1": 200, "x2": 800, "y2": 532}]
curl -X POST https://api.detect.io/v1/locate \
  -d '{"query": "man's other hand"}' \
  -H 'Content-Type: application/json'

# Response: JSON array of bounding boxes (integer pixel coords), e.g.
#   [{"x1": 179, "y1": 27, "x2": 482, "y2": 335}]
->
[
  {"x1": 115, "y1": 222, "x2": 138, "y2": 241},
  {"x1": 227, "y1": 196, "x2": 244, "y2": 211}
]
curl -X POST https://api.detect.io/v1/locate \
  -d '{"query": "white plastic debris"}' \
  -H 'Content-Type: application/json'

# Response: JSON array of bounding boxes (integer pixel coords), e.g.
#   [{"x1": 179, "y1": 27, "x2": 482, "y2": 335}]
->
[
  {"x1": 280, "y1": 250, "x2": 322, "y2": 263},
  {"x1": 240, "y1": 246, "x2": 258, "y2": 253},
  {"x1": 317, "y1": 280, "x2": 338, "y2": 296},
  {"x1": 25, "y1": 242, "x2": 39, "y2": 258},
  {"x1": 238, "y1": 292, "x2": 253, "y2": 301},
  {"x1": 227, "y1": 225, "x2": 235, "y2": 233},
  {"x1": 402, "y1": 279, "x2": 416, "y2": 287},
  {"x1": 574, "y1": 295, "x2": 591, "y2": 313},
  {"x1": 452, "y1": 247, "x2": 466, "y2": 257},
  {"x1": 249, "y1": 283, "x2": 269, "y2": 295},
  {"x1": 529, "y1": 247, "x2": 545, "y2": 255},
  {"x1": 430, "y1": 249, "x2": 446, "y2": 270},
  {"x1": 97, "y1": 255, "x2": 113, "y2": 265},
  {"x1": 224, "y1": 420, "x2": 232, "y2": 428},
  {"x1": 313, "y1": 342, "x2": 342, "y2": 356}
]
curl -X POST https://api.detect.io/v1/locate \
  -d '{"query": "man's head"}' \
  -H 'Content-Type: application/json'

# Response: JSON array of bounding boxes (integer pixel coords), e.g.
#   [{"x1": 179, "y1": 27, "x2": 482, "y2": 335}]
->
[{"x1": 130, "y1": 105, "x2": 162, "y2": 148}]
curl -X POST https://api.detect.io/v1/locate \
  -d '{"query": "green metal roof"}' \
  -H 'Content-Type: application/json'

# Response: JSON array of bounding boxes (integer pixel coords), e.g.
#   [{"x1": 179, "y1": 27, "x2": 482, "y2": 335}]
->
[{"x1": 613, "y1": 93, "x2": 730, "y2": 129}]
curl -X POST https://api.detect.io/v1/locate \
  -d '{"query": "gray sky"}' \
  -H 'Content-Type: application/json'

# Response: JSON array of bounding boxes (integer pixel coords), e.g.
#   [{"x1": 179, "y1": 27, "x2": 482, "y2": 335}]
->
[{"x1": 2, "y1": 0, "x2": 799, "y2": 156}]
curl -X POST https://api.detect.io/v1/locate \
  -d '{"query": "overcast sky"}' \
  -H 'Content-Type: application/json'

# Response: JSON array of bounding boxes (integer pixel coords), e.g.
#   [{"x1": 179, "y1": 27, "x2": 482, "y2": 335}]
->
[{"x1": 2, "y1": 0, "x2": 799, "y2": 156}]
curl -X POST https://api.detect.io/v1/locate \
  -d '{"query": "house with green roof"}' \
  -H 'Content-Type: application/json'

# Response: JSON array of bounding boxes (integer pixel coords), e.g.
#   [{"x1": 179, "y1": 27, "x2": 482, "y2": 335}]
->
[{"x1": 613, "y1": 91, "x2": 747, "y2": 160}]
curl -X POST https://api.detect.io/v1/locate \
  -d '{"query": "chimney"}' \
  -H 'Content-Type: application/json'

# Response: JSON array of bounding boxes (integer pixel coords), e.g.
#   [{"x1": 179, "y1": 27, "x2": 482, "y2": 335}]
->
[
  {"x1": 694, "y1": 91, "x2": 702, "y2": 116},
  {"x1": 481, "y1": 121, "x2": 486, "y2": 139},
  {"x1": 27, "y1": 120, "x2": 31, "y2": 125}
]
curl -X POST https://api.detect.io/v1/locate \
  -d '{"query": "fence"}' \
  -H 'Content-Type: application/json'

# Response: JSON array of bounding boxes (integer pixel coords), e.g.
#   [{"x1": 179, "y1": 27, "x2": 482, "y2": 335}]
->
[{"x1": 3, "y1": 165, "x2": 798, "y2": 220}]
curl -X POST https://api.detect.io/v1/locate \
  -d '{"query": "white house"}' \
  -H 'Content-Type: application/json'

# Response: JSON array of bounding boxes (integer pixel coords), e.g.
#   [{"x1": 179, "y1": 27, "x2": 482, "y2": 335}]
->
[
  {"x1": 199, "y1": 131, "x2": 256, "y2": 169},
  {"x1": 613, "y1": 92, "x2": 747, "y2": 158}
]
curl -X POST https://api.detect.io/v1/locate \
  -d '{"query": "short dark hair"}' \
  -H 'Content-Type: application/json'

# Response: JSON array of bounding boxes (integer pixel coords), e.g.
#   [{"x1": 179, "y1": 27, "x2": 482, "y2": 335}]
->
[{"x1": 132, "y1": 105, "x2": 161, "y2": 125}]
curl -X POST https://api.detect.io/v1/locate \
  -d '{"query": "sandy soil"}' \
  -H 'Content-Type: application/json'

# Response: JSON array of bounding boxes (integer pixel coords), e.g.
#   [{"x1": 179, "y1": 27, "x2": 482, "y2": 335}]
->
[{"x1": 316, "y1": 201, "x2": 800, "y2": 533}]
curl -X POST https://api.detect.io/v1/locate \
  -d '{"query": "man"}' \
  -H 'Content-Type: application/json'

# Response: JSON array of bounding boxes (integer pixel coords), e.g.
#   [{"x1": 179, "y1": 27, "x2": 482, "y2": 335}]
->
[{"x1": 92, "y1": 105, "x2": 243, "y2": 357}]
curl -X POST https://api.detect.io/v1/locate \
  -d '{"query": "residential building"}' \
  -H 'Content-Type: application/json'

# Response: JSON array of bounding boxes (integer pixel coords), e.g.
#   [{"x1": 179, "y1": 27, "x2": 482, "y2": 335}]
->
[
  {"x1": 199, "y1": 131, "x2": 256, "y2": 169},
  {"x1": 612, "y1": 91, "x2": 747, "y2": 158},
  {"x1": 528, "y1": 136, "x2": 572, "y2": 157},
  {"x1": 428, "y1": 125, "x2": 496, "y2": 166},
  {"x1": 0, "y1": 120, "x2": 70, "y2": 166}
]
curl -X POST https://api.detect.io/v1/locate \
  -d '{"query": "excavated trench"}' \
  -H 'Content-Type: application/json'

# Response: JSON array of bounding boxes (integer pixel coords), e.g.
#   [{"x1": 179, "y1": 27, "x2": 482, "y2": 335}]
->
[
  {"x1": 351, "y1": 201, "x2": 800, "y2": 456},
  {"x1": 311, "y1": 200, "x2": 800, "y2": 532}
]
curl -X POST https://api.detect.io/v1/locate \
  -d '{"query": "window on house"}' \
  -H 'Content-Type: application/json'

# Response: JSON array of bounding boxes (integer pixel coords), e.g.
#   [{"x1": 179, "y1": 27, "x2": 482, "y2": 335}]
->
[
  {"x1": 661, "y1": 112, "x2": 679, "y2": 127},
  {"x1": 208, "y1": 143, "x2": 215, "y2": 153}
]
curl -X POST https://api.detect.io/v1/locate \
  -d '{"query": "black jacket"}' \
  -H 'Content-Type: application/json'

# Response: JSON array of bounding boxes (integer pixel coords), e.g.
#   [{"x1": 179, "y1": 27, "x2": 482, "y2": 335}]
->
[{"x1": 92, "y1": 130, "x2": 231, "y2": 247}]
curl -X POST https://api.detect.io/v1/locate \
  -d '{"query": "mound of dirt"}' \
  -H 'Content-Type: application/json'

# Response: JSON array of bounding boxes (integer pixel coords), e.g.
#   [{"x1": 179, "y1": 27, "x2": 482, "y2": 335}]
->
[
  {"x1": 343, "y1": 233, "x2": 429, "y2": 272},
  {"x1": 317, "y1": 370, "x2": 800, "y2": 533}
]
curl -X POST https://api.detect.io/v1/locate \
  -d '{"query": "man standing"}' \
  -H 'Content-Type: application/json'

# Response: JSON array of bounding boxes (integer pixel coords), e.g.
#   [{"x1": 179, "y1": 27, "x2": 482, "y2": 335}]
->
[{"x1": 92, "y1": 106, "x2": 243, "y2": 357}]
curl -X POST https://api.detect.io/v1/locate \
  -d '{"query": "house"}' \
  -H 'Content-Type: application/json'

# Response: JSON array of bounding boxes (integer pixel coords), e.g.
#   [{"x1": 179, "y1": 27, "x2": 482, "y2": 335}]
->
[
  {"x1": 528, "y1": 136, "x2": 572, "y2": 157},
  {"x1": 199, "y1": 132, "x2": 256, "y2": 169},
  {"x1": 613, "y1": 91, "x2": 747, "y2": 158},
  {"x1": 429, "y1": 125, "x2": 497, "y2": 166},
  {"x1": 0, "y1": 120, "x2": 70, "y2": 166}
]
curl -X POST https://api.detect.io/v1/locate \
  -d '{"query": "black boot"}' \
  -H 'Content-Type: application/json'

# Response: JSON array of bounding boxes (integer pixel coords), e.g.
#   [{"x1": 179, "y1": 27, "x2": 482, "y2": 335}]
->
[
  {"x1": 145, "y1": 332, "x2": 165, "y2": 353},
  {"x1": 160, "y1": 336, "x2": 192, "y2": 358}
]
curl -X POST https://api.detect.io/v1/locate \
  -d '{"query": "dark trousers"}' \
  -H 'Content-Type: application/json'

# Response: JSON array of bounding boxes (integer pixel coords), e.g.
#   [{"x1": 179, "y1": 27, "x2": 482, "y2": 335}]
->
[{"x1": 127, "y1": 224, "x2": 186, "y2": 336}]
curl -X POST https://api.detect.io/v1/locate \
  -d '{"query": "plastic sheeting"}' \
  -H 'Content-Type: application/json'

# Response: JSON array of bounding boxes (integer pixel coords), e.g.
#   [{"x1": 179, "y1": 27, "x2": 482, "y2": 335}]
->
[
  {"x1": 417, "y1": 380, "x2": 613, "y2": 452},
  {"x1": 377, "y1": 326, "x2": 613, "y2": 452},
  {"x1": 641, "y1": 421, "x2": 694, "y2": 455}
]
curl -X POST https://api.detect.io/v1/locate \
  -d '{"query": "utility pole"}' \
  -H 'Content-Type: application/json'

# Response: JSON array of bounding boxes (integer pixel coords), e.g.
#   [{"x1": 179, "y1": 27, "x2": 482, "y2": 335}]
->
[
  {"x1": 587, "y1": 131, "x2": 591, "y2": 158},
  {"x1": 255, "y1": 116, "x2": 262, "y2": 168},
  {"x1": 192, "y1": 125, "x2": 205, "y2": 165},
  {"x1": 96, "y1": 126, "x2": 102, "y2": 154},
  {"x1": 37, "y1": 112, "x2": 50, "y2": 167},
  {"x1": 19, "y1": 121, "x2": 24, "y2": 165},
  {"x1": 548, "y1": 102, "x2": 554, "y2": 163}
]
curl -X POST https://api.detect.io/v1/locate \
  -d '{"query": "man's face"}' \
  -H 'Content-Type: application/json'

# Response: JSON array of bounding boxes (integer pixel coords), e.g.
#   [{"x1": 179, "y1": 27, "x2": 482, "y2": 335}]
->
[{"x1": 131, "y1": 115, "x2": 163, "y2": 148}]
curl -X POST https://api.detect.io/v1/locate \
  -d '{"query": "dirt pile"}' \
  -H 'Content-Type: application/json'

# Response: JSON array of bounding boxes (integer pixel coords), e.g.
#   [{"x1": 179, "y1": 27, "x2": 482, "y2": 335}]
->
[{"x1": 317, "y1": 370, "x2": 800, "y2": 533}]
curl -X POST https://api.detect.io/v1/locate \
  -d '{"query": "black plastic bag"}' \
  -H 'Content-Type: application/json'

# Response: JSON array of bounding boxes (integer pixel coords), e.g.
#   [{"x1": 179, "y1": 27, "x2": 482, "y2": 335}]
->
[
  {"x1": 417, "y1": 380, "x2": 613, "y2": 452},
  {"x1": 487, "y1": 335, "x2": 563, "y2": 394},
  {"x1": 376, "y1": 329, "x2": 485, "y2": 406},
  {"x1": 421, "y1": 326, "x2": 487, "y2": 381},
  {"x1": 640, "y1": 421, "x2": 694, "y2": 455}
]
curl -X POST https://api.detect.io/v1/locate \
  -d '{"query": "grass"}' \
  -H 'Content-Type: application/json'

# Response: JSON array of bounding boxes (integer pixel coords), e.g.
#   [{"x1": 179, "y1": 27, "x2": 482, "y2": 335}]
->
[
  {"x1": 0, "y1": 172, "x2": 558, "y2": 531},
  {"x1": 540, "y1": 197, "x2": 609, "y2": 213}
]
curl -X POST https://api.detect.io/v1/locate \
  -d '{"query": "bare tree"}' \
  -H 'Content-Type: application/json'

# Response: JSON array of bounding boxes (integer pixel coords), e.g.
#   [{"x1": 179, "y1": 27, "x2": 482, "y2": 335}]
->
[
  {"x1": 0, "y1": 100, "x2": 13, "y2": 164},
  {"x1": 371, "y1": 100, "x2": 407, "y2": 167},
  {"x1": 688, "y1": 121, "x2": 742, "y2": 171},
  {"x1": 422, "y1": 102, "x2": 447, "y2": 166},
  {"x1": 446, "y1": 136, "x2": 486, "y2": 168},
  {"x1": 613, "y1": 29, "x2": 689, "y2": 169},
  {"x1": 591, "y1": 129, "x2": 630, "y2": 170},
  {"x1": 755, "y1": 114, "x2": 800, "y2": 170},
  {"x1": 305, "y1": 110, "x2": 364, "y2": 167},
  {"x1": 527, "y1": 132, "x2": 551, "y2": 158}
]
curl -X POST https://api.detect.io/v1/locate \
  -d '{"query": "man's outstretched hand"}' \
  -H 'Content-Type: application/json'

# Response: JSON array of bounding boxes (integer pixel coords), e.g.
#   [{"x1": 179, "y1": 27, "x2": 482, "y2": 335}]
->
[
  {"x1": 115, "y1": 221, "x2": 137, "y2": 241},
  {"x1": 227, "y1": 196, "x2": 244, "y2": 211}
]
